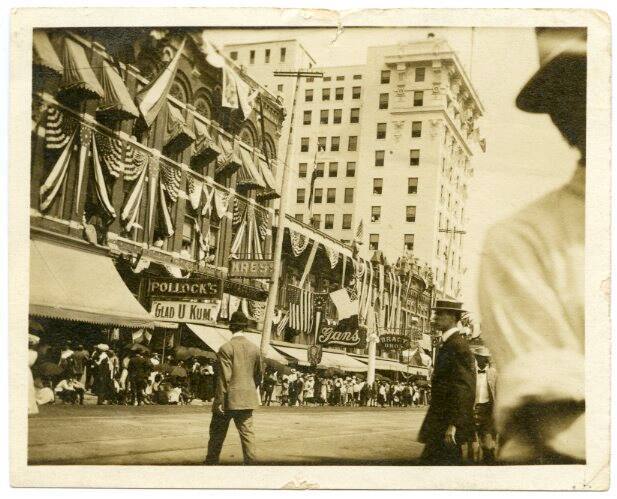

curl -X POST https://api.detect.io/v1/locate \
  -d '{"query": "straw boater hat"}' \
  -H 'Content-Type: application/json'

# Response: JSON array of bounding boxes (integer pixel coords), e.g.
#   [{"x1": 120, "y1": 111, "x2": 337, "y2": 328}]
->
[
  {"x1": 96, "y1": 343, "x2": 109, "y2": 352},
  {"x1": 516, "y1": 27, "x2": 586, "y2": 113},
  {"x1": 470, "y1": 345, "x2": 491, "y2": 358},
  {"x1": 432, "y1": 299, "x2": 466, "y2": 314}
]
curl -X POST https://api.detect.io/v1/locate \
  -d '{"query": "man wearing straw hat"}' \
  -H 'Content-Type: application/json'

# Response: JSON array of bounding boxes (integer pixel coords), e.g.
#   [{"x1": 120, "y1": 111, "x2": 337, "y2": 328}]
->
[
  {"x1": 418, "y1": 300, "x2": 476, "y2": 465},
  {"x1": 470, "y1": 345, "x2": 497, "y2": 464},
  {"x1": 205, "y1": 310, "x2": 263, "y2": 465},
  {"x1": 479, "y1": 28, "x2": 586, "y2": 463}
]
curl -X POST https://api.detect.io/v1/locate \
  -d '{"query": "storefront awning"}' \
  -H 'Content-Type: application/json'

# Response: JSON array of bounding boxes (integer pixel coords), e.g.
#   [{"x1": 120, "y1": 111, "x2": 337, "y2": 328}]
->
[
  {"x1": 256, "y1": 156, "x2": 280, "y2": 201},
  {"x1": 236, "y1": 146, "x2": 266, "y2": 190},
  {"x1": 215, "y1": 135, "x2": 242, "y2": 176},
  {"x1": 186, "y1": 324, "x2": 231, "y2": 353},
  {"x1": 355, "y1": 355, "x2": 409, "y2": 373},
  {"x1": 243, "y1": 333, "x2": 288, "y2": 364},
  {"x1": 97, "y1": 59, "x2": 140, "y2": 121},
  {"x1": 322, "y1": 351, "x2": 368, "y2": 372},
  {"x1": 33, "y1": 30, "x2": 63, "y2": 75},
  {"x1": 273, "y1": 344, "x2": 311, "y2": 366},
  {"x1": 60, "y1": 38, "x2": 104, "y2": 101},
  {"x1": 29, "y1": 239, "x2": 155, "y2": 329}
]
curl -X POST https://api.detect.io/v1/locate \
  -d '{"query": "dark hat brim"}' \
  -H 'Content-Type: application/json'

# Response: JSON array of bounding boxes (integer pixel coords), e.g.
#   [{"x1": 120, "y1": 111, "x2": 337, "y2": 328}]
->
[
  {"x1": 431, "y1": 306, "x2": 466, "y2": 314},
  {"x1": 516, "y1": 53, "x2": 587, "y2": 113}
]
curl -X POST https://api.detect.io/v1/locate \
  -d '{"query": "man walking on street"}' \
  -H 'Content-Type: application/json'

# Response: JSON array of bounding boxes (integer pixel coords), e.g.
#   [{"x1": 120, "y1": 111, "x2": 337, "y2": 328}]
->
[
  {"x1": 471, "y1": 345, "x2": 498, "y2": 464},
  {"x1": 418, "y1": 300, "x2": 476, "y2": 465},
  {"x1": 205, "y1": 311, "x2": 263, "y2": 465},
  {"x1": 128, "y1": 351, "x2": 148, "y2": 406}
]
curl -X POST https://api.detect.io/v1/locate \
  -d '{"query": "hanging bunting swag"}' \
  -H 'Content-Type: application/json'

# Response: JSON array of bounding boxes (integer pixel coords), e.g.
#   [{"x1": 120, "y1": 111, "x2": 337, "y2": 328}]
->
[
  {"x1": 40, "y1": 129, "x2": 77, "y2": 211},
  {"x1": 121, "y1": 161, "x2": 148, "y2": 232},
  {"x1": 90, "y1": 133, "x2": 117, "y2": 219},
  {"x1": 290, "y1": 230, "x2": 310, "y2": 257}
]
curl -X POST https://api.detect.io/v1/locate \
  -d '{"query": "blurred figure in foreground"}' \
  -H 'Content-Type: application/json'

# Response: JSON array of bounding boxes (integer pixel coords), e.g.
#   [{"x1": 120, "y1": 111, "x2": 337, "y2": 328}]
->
[{"x1": 479, "y1": 28, "x2": 586, "y2": 463}]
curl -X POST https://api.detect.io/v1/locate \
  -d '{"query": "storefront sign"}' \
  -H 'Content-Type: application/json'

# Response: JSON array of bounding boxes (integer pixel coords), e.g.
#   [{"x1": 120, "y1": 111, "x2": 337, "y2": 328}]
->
[
  {"x1": 228, "y1": 259, "x2": 275, "y2": 279},
  {"x1": 223, "y1": 280, "x2": 269, "y2": 301},
  {"x1": 307, "y1": 344, "x2": 323, "y2": 366},
  {"x1": 379, "y1": 334, "x2": 411, "y2": 351},
  {"x1": 151, "y1": 300, "x2": 219, "y2": 325},
  {"x1": 317, "y1": 322, "x2": 367, "y2": 349},
  {"x1": 147, "y1": 277, "x2": 222, "y2": 299}
]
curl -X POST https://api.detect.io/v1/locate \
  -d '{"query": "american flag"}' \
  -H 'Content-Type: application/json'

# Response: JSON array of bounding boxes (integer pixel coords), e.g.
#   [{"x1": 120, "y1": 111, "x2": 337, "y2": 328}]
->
[
  {"x1": 287, "y1": 284, "x2": 313, "y2": 335},
  {"x1": 354, "y1": 219, "x2": 364, "y2": 243}
]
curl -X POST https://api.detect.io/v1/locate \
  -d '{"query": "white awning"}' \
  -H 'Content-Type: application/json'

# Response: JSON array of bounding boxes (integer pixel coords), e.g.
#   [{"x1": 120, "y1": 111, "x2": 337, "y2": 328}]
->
[
  {"x1": 186, "y1": 324, "x2": 231, "y2": 352},
  {"x1": 320, "y1": 350, "x2": 368, "y2": 372},
  {"x1": 243, "y1": 332, "x2": 288, "y2": 364},
  {"x1": 29, "y1": 238, "x2": 155, "y2": 329},
  {"x1": 272, "y1": 345, "x2": 311, "y2": 366},
  {"x1": 354, "y1": 355, "x2": 409, "y2": 373}
]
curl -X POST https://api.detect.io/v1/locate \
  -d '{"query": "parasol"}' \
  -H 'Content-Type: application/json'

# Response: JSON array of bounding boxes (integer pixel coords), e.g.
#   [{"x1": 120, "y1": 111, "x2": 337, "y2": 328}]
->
[{"x1": 170, "y1": 366, "x2": 188, "y2": 378}]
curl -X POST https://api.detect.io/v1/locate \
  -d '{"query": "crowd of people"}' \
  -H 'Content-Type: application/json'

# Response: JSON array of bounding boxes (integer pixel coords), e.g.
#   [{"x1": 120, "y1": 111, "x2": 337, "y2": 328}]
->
[{"x1": 260, "y1": 369, "x2": 430, "y2": 408}]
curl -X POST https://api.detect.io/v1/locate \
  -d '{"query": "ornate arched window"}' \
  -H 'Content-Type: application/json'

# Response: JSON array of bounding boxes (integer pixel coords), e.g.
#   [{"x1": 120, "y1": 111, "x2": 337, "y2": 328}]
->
[
  {"x1": 193, "y1": 89, "x2": 213, "y2": 120},
  {"x1": 238, "y1": 123, "x2": 257, "y2": 148},
  {"x1": 263, "y1": 133, "x2": 277, "y2": 159}
]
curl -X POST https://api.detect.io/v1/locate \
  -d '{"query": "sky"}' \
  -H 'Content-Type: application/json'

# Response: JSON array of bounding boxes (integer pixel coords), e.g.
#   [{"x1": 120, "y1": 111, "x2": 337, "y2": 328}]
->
[{"x1": 207, "y1": 26, "x2": 580, "y2": 314}]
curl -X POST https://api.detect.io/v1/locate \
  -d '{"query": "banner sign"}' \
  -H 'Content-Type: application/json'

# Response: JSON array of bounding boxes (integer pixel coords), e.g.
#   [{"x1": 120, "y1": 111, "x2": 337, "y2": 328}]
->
[
  {"x1": 228, "y1": 259, "x2": 275, "y2": 279},
  {"x1": 147, "y1": 277, "x2": 222, "y2": 299},
  {"x1": 317, "y1": 321, "x2": 367, "y2": 349},
  {"x1": 307, "y1": 344, "x2": 323, "y2": 366},
  {"x1": 151, "y1": 300, "x2": 220, "y2": 325},
  {"x1": 223, "y1": 280, "x2": 269, "y2": 301},
  {"x1": 379, "y1": 334, "x2": 411, "y2": 351}
]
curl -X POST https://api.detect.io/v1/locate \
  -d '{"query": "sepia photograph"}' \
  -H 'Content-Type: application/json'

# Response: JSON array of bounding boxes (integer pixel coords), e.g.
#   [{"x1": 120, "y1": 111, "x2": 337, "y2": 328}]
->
[{"x1": 8, "y1": 6, "x2": 611, "y2": 490}]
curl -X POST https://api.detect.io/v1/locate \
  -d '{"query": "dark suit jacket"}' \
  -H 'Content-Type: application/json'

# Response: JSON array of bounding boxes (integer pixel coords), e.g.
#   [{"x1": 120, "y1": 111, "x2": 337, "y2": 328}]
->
[
  {"x1": 214, "y1": 335, "x2": 263, "y2": 411},
  {"x1": 127, "y1": 355, "x2": 149, "y2": 380},
  {"x1": 419, "y1": 331, "x2": 476, "y2": 444}
]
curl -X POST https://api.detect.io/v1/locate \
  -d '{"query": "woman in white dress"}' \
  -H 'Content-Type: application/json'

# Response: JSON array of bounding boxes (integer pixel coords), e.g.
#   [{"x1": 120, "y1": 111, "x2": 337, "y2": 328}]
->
[{"x1": 28, "y1": 334, "x2": 40, "y2": 415}]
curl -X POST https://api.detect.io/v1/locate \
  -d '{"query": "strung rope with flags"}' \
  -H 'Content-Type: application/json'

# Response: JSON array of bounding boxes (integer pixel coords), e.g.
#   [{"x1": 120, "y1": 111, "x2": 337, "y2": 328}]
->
[{"x1": 287, "y1": 285, "x2": 313, "y2": 336}]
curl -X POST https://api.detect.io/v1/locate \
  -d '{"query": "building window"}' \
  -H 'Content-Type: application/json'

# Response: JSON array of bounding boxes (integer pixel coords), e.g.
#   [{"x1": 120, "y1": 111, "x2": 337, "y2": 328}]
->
[
  {"x1": 352, "y1": 86, "x2": 361, "y2": 99},
  {"x1": 369, "y1": 234, "x2": 379, "y2": 250},
  {"x1": 413, "y1": 91, "x2": 424, "y2": 106},
  {"x1": 303, "y1": 110, "x2": 312, "y2": 125},
  {"x1": 249, "y1": 50, "x2": 255, "y2": 64},
  {"x1": 342, "y1": 214, "x2": 352, "y2": 230},
  {"x1": 277, "y1": 84, "x2": 284, "y2": 93},
  {"x1": 404, "y1": 234, "x2": 415, "y2": 251},
  {"x1": 415, "y1": 67, "x2": 426, "y2": 82},
  {"x1": 353, "y1": 74, "x2": 362, "y2": 80},
  {"x1": 331, "y1": 136, "x2": 340, "y2": 151},
  {"x1": 317, "y1": 137, "x2": 326, "y2": 151},
  {"x1": 320, "y1": 109, "x2": 329, "y2": 124},
  {"x1": 377, "y1": 123, "x2": 386, "y2": 139},
  {"x1": 299, "y1": 163, "x2": 307, "y2": 178},
  {"x1": 265, "y1": 49, "x2": 271, "y2": 63},
  {"x1": 305, "y1": 89, "x2": 313, "y2": 102},
  {"x1": 328, "y1": 162, "x2": 338, "y2": 177},
  {"x1": 297, "y1": 188, "x2": 305, "y2": 203},
  {"x1": 375, "y1": 150, "x2": 385, "y2": 166},
  {"x1": 182, "y1": 215, "x2": 197, "y2": 259},
  {"x1": 379, "y1": 93, "x2": 389, "y2": 109},
  {"x1": 373, "y1": 178, "x2": 383, "y2": 195},
  {"x1": 306, "y1": 77, "x2": 314, "y2": 83},
  {"x1": 406, "y1": 206, "x2": 416, "y2": 222},
  {"x1": 344, "y1": 187, "x2": 354, "y2": 203},
  {"x1": 335, "y1": 87, "x2": 344, "y2": 100},
  {"x1": 327, "y1": 188, "x2": 336, "y2": 203},
  {"x1": 300, "y1": 137, "x2": 309, "y2": 152},
  {"x1": 410, "y1": 149, "x2": 420, "y2": 166},
  {"x1": 312, "y1": 214, "x2": 321, "y2": 229},
  {"x1": 314, "y1": 188, "x2": 323, "y2": 204},
  {"x1": 412, "y1": 121, "x2": 422, "y2": 138},
  {"x1": 348, "y1": 136, "x2": 357, "y2": 151},
  {"x1": 325, "y1": 214, "x2": 334, "y2": 229},
  {"x1": 350, "y1": 108, "x2": 360, "y2": 123},
  {"x1": 331, "y1": 109, "x2": 341, "y2": 124},
  {"x1": 381, "y1": 70, "x2": 391, "y2": 84},
  {"x1": 295, "y1": 213, "x2": 304, "y2": 222},
  {"x1": 323, "y1": 76, "x2": 331, "y2": 82},
  {"x1": 408, "y1": 177, "x2": 418, "y2": 194},
  {"x1": 280, "y1": 47, "x2": 286, "y2": 62},
  {"x1": 336, "y1": 75, "x2": 345, "y2": 81},
  {"x1": 371, "y1": 206, "x2": 381, "y2": 223},
  {"x1": 346, "y1": 162, "x2": 356, "y2": 177},
  {"x1": 230, "y1": 51, "x2": 238, "y2": 61},
  {"x1": 322, "y1": 88, "x2": 330, "y2": 101},
  {"x1": 315, "y1": 162, "x2": 324, "y2": 177}
]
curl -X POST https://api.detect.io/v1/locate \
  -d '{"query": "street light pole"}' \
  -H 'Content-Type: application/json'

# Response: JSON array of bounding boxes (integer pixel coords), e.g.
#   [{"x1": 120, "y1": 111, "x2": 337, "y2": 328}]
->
[{"x1": 260, "y1": 70, "x2": 323, "y2": 359}]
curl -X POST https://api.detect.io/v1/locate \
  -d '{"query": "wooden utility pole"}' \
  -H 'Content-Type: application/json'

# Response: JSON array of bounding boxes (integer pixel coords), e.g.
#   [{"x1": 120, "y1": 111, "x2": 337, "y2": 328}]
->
[
  {"x1": 260, "y1": 70, "x2": 323, "y2": 359},
  {"x1": 439, "y1": 225, "x2": 466, "y2": 298}
]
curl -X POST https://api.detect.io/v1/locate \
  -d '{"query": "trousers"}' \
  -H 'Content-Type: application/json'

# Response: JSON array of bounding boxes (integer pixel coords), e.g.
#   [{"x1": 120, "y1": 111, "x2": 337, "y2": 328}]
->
[
  {"x1": 205, "y1": 409, "x2": 256, "y2": 464},
  {"x1": 420, "y1": 438, "x2": 463, "y2": 465}
]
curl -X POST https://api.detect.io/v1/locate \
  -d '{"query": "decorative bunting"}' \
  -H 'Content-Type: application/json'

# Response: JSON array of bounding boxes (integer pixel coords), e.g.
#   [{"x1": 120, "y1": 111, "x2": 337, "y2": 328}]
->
[
  {"x1": 214, "y1": 189, "x2": 231, "y2": 218},
  {"x1": 232, "y1": 197, "x2": 247, "y2": 226},
  {"x1": 146, "y1": 156, "x2": 160, "y2": 237},
  {"x1": 324, "y1": 245, "x2": 340, "y2": 269},
  {"x1": 121, "y1": 160, "x2": 148, "y2": 232},
  {"x1": 290, "y1": 230, "x2": 310, "y2": 257},
  {"x1": 40, "y1": 128, "x2": 77, "y2": 211},
  {"x1": 90, "y1": 133, "x2": 116, "y2": 219},
  {"x1": 159, "y1": 161, "x2": 182, "y2": 202},
  {"x1": 75, "y1": 124, "x2": 93, "y2": 213},
  {"x1": 96, "y1": 131, "x2": 125, "y2": 178},
  {"x1": 158, "y1": 181, "x2": 174, "y2": 237},
  {"x1": 45, "y1": 107, "x2": 76, "y2": 150},
  {"x1": 201, "y1": 183, "x2": 215, "y2": 216},
  {"x1": 33, "y1": 30, "x2": 63, "y2": 75},
  {"x1": 187, "y1": 175, "x2": 203, "y2": 210}
]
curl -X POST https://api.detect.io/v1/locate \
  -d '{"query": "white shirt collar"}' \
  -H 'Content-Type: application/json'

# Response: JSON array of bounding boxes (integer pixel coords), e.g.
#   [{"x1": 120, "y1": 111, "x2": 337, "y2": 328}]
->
[
  {"x1": 231, "y1": 331, "x2": 244, "y2": 338},
  {"x1": 441, "y1": 327, "x2": 459, "y2": 343}
]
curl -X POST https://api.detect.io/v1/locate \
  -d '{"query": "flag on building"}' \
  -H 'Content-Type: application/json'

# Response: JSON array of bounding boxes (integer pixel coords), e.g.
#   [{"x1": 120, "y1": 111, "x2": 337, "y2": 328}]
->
[
  {"x1": 354, "y1": 219, "x2": 364, "y2": 244},
  {"x1": 287, "y1": 284, "x2": 313, "y2": 335}
]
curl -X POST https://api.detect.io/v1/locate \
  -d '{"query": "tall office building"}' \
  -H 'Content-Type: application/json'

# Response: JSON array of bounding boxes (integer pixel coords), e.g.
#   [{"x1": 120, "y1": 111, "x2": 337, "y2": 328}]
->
[{"x1": 225, "y1": 35, "x2": 484, "y2": 299}]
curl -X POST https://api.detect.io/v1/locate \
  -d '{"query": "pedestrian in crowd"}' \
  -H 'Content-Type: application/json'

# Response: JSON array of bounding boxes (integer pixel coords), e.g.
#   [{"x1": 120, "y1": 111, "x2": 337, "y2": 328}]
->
[
  {"x1": 479, "y1": 27, "x2": 586, "y2": 465},
  {"x1": 419, "y1": 300, "x2": 476, "y2": 465},
  {"x1": 92, "y1": 344, "x2": 112, "y2": 405},
  {"x1": 296, "y1": 374, "x2": 305, "y2": 406},
  {"x1": 281, "y1": 376, "x2": 290, "y2": 406},
  {"x1": 128, "y1": 351, "x2": 149, "y2": 406},
  {"x1": 28, "y1": 333, "x2": 40, "y2": 416},
  {"x1": 303, "y1": 374, "x2": 314, "y2": 406},
  {"x1": 287, "y1": 369, "x2": 298, "y2": 407},
  {"x1": 319, "y1": 377, "x2": 328, "y2": 406},
  {"x1": 261, "y1": 368, "x2": 277, "y2": 406},
  {"x1": 471, "y1": 346, "x2": 498, "y2": 465},
  {"x1": 205, "y1": 311, "x2": 263, "y2": 465},
  {"x1": 54, "y1": 376, "x2": 85, "y2": 404},
  {"x1": 377, "y1": 383, "x2": 387, "y2": 407},
  {"x1": 359, "y1": 379, "x2": 369, "y2": 407},
  {"x1": 58, "y1": 343, "x2": 76, "y2": 378},
  {"x1": 72, "y1": 344, "x2": 90, "y2": 386}
]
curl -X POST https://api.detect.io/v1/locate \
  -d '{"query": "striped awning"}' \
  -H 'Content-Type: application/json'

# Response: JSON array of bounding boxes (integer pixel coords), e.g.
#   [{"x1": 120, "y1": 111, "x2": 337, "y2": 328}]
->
[
  {"x1": 58, "y1": 38, "x2": 104, "y2": 101},
  {"x1": 256, "y1": 156, "x2": 280, "y2": 201},
  {"x1": 236, "y1": 146, "x2": 266, "y2": 190},
  {"x1": 215, "y1": 135, "x2": 242, "y2": 176},
  {"x1": 191, "y1": 117, "x2": 221, "y2": 167},
  {"x1": 164, "y1": 102, "x2": 195, "y2": 151},
  {"x1": 97, "y1": 60, "x2": 140, "y2": 121},
  {"x1": 33, "y1": 30, "x2": 63, "y2": 75}
]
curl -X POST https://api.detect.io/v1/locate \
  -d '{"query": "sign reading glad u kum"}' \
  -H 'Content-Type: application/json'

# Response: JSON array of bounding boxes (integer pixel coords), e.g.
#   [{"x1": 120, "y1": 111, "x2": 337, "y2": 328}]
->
[{"x1": 151, "y1": 300, "x2": 219, "y2": 325}]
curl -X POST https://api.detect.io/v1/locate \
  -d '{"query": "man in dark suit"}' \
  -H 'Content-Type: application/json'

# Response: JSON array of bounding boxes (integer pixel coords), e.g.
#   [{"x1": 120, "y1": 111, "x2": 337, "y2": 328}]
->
[
  {"x1": 205, "y1": 311, "x2": 263, "y2": 465},
  {"x1": 127, "y1": 351, "x2": 149, "y2": 406},
  {"x1": 419, "y1": 300, "x2": 476, "y2": 465}
]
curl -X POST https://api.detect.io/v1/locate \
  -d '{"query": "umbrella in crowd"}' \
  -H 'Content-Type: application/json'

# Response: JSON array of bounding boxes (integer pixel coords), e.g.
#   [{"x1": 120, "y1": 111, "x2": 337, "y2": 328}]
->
[
  {"x1": 174, "y1": 345, "x2": 217, "y2": 361},
  {"x1": 130, "y1": 343, "x2": 150, "y2": 353},
  {"x1": 37, "y1": 362, "x2": 64, "y2": 376},
  {"x1": 374, "y1": 373, "x2": 392, "y2": 382},
  {"x1": 321, "y1": 367, "x2": 345, "y2": 378},
  {"x1": 170, "y1": 366, "x2": 188, "y2": 378},
  {"x1": 264, "y1": 358, "x2": 292, "y2": 375}
]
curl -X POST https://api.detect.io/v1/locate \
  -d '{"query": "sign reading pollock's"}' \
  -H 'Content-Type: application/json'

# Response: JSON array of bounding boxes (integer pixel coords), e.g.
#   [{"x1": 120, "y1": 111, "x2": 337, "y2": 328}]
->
[
  {"x1": 147, "y1": 277, "x2": 222, "y2": 299},
  {"x1": 379, "y1": 334, "x2": 411, "y2": 351},
  {"x1": 317, "y1": 321, "x2": 367, "y2": 349},
  {"x1": 151, "y1": 300, "x2": 220, "y2": 325},
  {"x1": 228, "y1": 259, "x2": 275, "y2": 279}
]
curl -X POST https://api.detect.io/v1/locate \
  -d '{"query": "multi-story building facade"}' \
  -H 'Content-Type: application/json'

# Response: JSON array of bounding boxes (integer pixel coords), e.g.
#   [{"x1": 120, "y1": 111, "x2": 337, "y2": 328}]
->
[{"x1": 229, "y1": 35, "x2": 484, "y2": 299}]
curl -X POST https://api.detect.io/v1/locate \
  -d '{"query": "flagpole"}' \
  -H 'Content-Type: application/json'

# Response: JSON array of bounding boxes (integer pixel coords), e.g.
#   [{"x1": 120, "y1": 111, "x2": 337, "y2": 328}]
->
[{"x1": 260, "y1": 70, "x2": 323, "y2": 359}]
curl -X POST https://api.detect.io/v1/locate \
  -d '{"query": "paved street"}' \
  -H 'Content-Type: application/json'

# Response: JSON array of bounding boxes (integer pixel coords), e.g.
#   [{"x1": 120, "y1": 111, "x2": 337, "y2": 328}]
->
[{"x1": 28, "y1": 404, "x2": 428, "y2": 465}]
